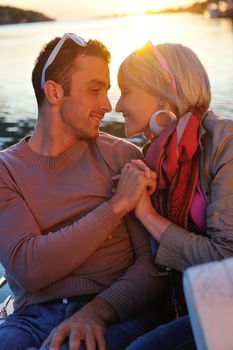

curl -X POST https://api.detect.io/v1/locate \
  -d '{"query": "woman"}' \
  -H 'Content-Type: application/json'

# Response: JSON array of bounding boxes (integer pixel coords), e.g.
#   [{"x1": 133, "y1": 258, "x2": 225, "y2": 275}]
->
[{"x1": 115, "y1": 41, "x2": 233, "y2": 349}]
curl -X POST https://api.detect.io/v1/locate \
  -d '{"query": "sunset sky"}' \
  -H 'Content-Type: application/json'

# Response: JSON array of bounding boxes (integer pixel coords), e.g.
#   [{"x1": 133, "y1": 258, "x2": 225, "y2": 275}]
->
[{"x1": 1, "y1": 0, "x2": 203, "y2": 19}]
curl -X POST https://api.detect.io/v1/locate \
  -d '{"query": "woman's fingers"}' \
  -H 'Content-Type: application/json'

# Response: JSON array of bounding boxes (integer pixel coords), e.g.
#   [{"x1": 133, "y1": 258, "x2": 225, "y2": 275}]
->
[{"x1": 146, "y1": 177, "x2": 156, "y2": 195}]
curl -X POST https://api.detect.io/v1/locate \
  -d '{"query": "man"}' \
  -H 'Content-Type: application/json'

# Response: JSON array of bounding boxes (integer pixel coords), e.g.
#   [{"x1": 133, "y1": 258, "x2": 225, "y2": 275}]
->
[{"x1": 0, "y1": 33, "x2": 165, "y2": 350}]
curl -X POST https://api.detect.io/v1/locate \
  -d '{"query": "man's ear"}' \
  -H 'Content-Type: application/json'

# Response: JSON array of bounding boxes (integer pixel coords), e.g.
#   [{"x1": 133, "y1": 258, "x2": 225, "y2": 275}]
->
[{"x1": 43, "y1": 80, "x2": 63, "y2": 105}]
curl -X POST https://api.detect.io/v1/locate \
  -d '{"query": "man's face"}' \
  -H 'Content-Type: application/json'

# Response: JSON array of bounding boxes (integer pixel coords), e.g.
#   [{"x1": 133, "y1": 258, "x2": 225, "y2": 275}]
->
[{"x1": 60, "y1": 55, "x2": 112, "y2": 140}]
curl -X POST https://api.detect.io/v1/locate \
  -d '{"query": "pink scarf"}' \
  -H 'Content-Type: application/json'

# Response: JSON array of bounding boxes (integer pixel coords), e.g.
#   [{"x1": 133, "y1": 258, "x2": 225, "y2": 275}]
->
[{"x1": 145, "y1": 108, "x2": 206, "y2": 230}]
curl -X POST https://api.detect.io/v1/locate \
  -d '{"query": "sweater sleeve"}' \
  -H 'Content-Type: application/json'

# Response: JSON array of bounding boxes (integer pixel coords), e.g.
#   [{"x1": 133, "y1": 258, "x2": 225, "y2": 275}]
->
[
  {"x1": 97, "y1": 213, "x2": 167, "y2": 321},
  {"x1": 0, "y1": 169, "x2": 121, "y2": 292},
  {"x1": 156, "y1": 119, "x2": 233, "y2": 271}
]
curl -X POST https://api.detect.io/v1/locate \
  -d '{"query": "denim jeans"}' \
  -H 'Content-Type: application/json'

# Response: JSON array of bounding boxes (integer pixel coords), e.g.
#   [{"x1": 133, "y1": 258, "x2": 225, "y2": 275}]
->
[
  {"x1": 125, "y1": 315, "x2": 196, "y2": 350},
  {"x1": 0, "y1": 295, "x2": 160, "y2": 350}
]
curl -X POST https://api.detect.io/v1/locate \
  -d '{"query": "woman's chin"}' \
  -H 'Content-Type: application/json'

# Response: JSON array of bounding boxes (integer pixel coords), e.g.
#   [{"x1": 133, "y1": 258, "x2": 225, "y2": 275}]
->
[
  {"x1": 125, "y1": 130, "x2": 134, "y2": 138},
  {"x1": 125, "y1": 126, "x2": 137, "y2": 138}
]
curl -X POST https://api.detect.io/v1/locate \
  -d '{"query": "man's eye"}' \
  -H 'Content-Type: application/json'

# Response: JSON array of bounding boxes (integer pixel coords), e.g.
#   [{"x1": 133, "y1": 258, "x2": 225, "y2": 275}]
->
[{"x1": 91, "y1": 89, "x2": 100, "y2": 94}]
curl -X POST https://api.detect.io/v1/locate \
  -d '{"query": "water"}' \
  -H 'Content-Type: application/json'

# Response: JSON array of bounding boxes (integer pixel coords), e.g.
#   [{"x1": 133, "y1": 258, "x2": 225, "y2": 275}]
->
[
  {"x1": 0, "y1": 13, "x2": 233, "y2": 149},
  {"x1": 0, "y1": 13, "x2": 233, "y2": 300}
]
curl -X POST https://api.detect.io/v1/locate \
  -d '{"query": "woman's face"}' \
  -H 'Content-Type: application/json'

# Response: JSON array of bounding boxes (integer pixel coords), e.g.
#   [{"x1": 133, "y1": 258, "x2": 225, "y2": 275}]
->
[{"x1": 115, "y1": 85, "x2": 161, "y2": 137}]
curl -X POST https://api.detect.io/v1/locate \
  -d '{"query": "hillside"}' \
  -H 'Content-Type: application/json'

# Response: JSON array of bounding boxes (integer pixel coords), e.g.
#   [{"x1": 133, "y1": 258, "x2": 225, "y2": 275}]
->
[
  {"x1": 0, "y1": 6, "x2": 53, "y2": 25},
  {"x1": 145, "y1": 1, "x2": 210, "y2": 15}
]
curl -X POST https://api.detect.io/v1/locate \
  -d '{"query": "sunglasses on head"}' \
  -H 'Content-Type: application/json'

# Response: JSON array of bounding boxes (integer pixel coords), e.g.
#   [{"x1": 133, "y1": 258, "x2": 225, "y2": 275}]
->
[{"x1": 41, "y1": 32, "x2": 87, "y2": 89}]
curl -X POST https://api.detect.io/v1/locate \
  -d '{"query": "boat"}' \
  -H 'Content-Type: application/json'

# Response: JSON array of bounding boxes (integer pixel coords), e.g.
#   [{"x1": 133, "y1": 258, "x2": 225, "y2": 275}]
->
[
  {"x1": 0, "y1": 276, "x2": 13, "y2": 325},
  {"x1": 205, "y1": 1, "x2": 233, "y2": 18},
  {"x1": 205, "y1": 2, "x2": 220, "y2": 17}
]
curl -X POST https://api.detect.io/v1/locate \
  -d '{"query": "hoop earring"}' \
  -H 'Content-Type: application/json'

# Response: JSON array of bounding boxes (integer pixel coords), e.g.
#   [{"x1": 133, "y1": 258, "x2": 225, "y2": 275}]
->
[{"x1": 149, "y1": 109, "x2": 177, "y2": 136}]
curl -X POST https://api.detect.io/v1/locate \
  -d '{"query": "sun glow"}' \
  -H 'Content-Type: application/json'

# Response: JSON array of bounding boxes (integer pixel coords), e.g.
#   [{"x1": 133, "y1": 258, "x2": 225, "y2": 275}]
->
[
  {"x1": 118, "y1": 0, "x2": 161, "y2": 14},
  {"x1": 116, "y1": 0, "x2": 193, "y2": 15}
]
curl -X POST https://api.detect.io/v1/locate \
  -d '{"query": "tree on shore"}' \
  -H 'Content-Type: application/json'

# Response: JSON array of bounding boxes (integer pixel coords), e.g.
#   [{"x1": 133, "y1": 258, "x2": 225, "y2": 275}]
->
[{"x1": 0, "y1": 6, "x2": 53, "y2": 25}]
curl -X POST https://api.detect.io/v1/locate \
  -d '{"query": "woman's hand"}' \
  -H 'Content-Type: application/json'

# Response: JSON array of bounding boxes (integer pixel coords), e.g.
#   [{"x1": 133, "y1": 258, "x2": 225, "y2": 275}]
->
[
  {"x1": 128, "y1": 160, "x2": 157, "y2": 218},
  {"x1": 128, "y1": 160, "x2": 170, "y2": 243},
  {"x1": 130, "y1": 159, "x2": 157, "y2": 195},
  {"x1": 134, "y1": 189, "x2": 155, "y2": 220}
]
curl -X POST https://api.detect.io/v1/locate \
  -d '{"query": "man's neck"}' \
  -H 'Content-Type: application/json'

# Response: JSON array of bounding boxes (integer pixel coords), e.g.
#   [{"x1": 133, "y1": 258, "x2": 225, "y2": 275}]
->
[
  {"x1": 28, "y1": 134, "x2": 78, "y2": 157},
  {"x1": 28, "y1": 113, "x2": 79, "y2": 156}
]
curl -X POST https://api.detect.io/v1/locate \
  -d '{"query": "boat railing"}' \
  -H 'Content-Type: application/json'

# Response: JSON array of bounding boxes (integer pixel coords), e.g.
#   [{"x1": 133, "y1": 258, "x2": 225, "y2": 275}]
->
[{"x1": 0, "y1": 275, "x2": 13, "y2": 324}]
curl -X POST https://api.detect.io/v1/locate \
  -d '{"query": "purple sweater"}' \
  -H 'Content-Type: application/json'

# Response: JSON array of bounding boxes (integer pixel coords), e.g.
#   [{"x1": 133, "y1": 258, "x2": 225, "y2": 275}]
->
[{"x1": 0, "y1": 132, "x2": 165, "y2": 321}]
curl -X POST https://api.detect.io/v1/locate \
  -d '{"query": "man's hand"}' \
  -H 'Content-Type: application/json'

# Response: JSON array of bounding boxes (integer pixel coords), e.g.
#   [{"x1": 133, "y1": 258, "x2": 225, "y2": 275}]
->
[{"x1": 41, "y1": 298, "x2": 118, "y2": 350}]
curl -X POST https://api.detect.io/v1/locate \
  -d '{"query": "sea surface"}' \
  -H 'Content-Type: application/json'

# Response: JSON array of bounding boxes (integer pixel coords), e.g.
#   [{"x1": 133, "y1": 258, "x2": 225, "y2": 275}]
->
[
  {"x1": 0, "y1": 13, "x2": 233, "y2": 149},
  {"x1": 0, "y1": 12, "x2": 233, "y2": 300}
]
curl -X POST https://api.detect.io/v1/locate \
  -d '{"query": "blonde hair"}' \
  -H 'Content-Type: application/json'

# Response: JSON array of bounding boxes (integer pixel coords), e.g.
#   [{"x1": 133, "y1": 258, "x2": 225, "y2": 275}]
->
[{"x1": 118, "y1": 42, "x2": 211, "y2": 116}]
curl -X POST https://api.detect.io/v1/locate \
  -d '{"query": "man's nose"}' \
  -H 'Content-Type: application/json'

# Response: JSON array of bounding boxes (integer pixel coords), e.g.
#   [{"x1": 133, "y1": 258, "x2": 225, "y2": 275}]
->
[
  {"x1": 115, "y1": 99, "x2": 121, "y2": 113},
  {"x1": 102, "y1": 95, "x2": 112, "y2": 113}
]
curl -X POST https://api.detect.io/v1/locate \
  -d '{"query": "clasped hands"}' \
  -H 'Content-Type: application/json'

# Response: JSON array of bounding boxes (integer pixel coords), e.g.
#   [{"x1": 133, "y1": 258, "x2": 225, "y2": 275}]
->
[{"x1": 110, "y1": 159, "x2": 157, "y2": 219}]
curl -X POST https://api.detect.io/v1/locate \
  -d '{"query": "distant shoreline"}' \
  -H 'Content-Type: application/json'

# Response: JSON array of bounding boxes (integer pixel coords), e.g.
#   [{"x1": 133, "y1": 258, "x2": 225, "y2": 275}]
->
[
  {"x1": 1, "y1": 1, "x2": 230, "y2": 25},
  {"x1": 0, "y1": 6, "x2": 54, "y2": 25},
  {"x1": 144, "y1": 1, "x2": 209, "y2": 16},
  {"x1": 94, "y1": 1, "x2": 210, "y2": 20}
]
